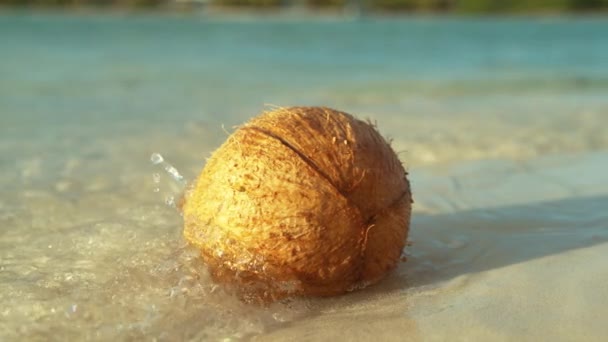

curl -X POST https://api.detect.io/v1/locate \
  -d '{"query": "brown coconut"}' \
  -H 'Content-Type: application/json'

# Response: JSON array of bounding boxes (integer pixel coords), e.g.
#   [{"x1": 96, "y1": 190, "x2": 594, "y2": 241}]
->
[{"x1": 182, "y1": 106, "x2": 412, "y2": 300}]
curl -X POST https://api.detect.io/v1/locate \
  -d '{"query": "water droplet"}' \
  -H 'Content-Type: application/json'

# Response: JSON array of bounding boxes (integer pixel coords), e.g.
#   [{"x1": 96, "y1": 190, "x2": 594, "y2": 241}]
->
[
  {"x1": 150, "y1": 153, "x2": 164, "y2": 165},
  {"x1": 149, "y1": 153, "x2": 188, "y2": 212},
  {"x1": 164, "y1": 165, "x2": 184, "y2": 182}
]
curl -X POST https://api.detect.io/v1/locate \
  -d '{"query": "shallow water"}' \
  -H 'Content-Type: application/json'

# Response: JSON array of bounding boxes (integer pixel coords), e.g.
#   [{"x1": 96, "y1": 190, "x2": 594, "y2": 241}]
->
[{"x1": 1, "y1": 11, "x2": 608, "y2": 341}]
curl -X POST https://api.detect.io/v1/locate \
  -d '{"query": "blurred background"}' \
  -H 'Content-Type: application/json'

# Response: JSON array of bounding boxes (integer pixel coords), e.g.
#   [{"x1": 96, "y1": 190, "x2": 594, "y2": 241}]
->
[{"x1": 1, "y1": 0, "x2": 608, "y2": 13}]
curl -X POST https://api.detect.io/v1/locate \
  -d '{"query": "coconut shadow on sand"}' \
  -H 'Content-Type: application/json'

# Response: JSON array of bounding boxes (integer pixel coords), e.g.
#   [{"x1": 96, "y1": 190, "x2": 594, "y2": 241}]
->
[
  {"x1": 316, "y1": 151, "x2": 608, "y2": 298},
  {"x1": 388, "y1": 151, "x2": 608, "y2": 293},
  {"x1": 234, "y1": 153, "x2": 608, "y2": 340},
  {"x1": 385, "y1": 193, "x2": 608, "y2": 291},
  {"x1": 262, "y1": 193, "x2": 608, "y2": 341}
]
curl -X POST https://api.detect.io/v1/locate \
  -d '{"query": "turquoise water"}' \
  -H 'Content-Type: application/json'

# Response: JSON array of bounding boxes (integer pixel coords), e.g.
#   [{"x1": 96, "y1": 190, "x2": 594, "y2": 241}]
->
[
  {"x1": 2, "y1": 12, "x2": 608, "y2": 125},
  {"x1": 1, "y1": 11, "x2": 608, "y2": 341},
  {"x1": 2, "y1": 12, "x2": 608, "y2": 167}
]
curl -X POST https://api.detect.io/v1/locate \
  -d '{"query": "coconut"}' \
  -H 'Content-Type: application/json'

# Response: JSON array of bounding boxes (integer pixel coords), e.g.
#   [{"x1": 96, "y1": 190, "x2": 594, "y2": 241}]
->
[{"x1": 182, "y1": 106, "x2": 412, "y2": 300}]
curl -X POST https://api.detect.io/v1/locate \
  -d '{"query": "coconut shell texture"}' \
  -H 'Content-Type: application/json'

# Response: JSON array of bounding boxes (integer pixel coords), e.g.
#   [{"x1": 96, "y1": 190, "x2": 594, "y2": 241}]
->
[{"x1": 182, "y1": 107, "x2": 412, "y2": 299}]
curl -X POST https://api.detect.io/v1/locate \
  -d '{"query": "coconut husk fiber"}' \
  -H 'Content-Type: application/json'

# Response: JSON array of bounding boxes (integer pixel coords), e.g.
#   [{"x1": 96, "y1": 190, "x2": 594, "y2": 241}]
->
[{"x1": 182, "y1": 106, "x2": 412, "y2": 301}]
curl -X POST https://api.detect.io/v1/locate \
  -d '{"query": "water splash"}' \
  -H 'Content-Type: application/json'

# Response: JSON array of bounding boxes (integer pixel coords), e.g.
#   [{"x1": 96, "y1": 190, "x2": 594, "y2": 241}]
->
[
  {"x1": 150, "y1": 153, "x2": 186, "y2": 184},
  {"x1": 150, "y1": 153, "x2": 164, "y2": 165},
  {"x1": 165, "y1": 196, "x2": 175, "y2": 207},
  {"x1": 150, "y1": 153, "x2": 188, "y2": 209},
  {"x1": 164, "y1": 165, "x2": 184, "y2": 183},
  {"x1": 152, "y1": 173, "x2": 161, "y2": 193}
]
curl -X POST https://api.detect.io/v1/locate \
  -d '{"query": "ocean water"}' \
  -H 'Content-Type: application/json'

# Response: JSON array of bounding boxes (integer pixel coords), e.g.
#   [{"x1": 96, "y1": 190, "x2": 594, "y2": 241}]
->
[{"x1": 1, "y1": 11, "x2": 608, "y2": 341}]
